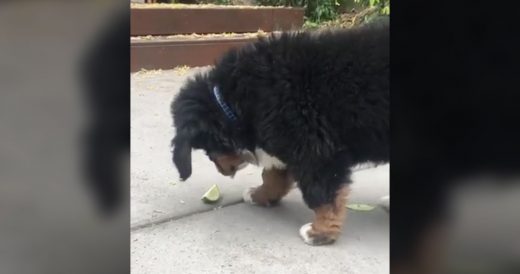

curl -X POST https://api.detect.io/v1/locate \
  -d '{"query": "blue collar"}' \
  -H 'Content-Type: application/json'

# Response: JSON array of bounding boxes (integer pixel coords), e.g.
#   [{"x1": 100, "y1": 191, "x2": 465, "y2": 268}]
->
[{"x1": 212, "y1": 86, "x2": 238, "y2": 122}]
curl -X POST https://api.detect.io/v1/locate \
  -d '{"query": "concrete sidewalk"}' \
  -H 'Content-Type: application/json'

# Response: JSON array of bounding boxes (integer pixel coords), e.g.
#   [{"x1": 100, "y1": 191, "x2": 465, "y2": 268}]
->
[{"x1": 131, "y1": 68, "x2": 389, "y2": 274}]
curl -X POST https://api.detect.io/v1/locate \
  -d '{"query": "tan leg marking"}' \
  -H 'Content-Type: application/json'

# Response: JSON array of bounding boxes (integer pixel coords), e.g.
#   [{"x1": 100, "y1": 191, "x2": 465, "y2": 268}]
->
[
  {"x1": 243, "y1": 168, "x2": 293, "y2": 207},
  {"x1": 300, "y1": 185, "x2": 350, "y2": 245}
]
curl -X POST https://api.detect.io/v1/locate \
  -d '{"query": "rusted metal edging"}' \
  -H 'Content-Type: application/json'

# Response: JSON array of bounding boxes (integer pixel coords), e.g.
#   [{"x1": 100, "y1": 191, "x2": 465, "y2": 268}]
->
[
  {"x1": 131, "y1": 7, "x2": 304, "y2": 36},
  {"x1": 131, "y1": 37, "x2": 258, "y2": 72}
]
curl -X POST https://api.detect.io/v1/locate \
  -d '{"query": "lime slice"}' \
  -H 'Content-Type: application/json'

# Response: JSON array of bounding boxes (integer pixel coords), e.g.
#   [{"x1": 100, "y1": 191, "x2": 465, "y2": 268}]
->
[
  {"x1": 201, "y1": 184, "x2": 221, "y2": 203},
  {"x1": 346, "y1": 203, "x2": 376, "y2": 211}
]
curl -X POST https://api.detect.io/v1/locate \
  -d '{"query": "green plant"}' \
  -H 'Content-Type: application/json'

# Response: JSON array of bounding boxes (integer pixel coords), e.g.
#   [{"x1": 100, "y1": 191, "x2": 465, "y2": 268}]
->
[
  {"x1": 355, "y1": 0, "x2": 389, "y2": 15},
  {"x1": 302, "y1": 20, "x2": 320, "y2": 29},
  {"x1": 214, "y1": 0, "x2": 232, "y2": 5},
  {"x1": 256, "y1": 0, "x2": 345, "y2": 23},
  {"x1": 309, "y1": 0, "x2": 340, "y2": 22},
  {"x1": 350, "y1": 0, "x2": 389, "y2": 25}
]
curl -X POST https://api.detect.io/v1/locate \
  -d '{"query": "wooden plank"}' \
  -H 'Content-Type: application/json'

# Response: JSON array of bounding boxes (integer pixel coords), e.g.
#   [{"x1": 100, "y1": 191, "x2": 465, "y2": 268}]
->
[
  {"x1": 131, "y1": 37, "x2": 258, "y2": 71},
  {"x1": 131, "y1": 7, "x2": 304, "y2": 36}
]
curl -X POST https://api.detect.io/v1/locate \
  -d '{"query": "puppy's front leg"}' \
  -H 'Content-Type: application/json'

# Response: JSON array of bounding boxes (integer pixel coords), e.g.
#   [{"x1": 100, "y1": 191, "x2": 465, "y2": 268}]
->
[{"x1": 243, "y1": 168, "x2": 293, "y2": 207}]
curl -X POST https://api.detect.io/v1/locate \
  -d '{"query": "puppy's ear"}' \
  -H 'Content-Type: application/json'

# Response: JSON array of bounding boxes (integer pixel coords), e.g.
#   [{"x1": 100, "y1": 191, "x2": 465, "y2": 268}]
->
[{"x1": 172, "y1": 134, "x2": 192, "y2": 181}]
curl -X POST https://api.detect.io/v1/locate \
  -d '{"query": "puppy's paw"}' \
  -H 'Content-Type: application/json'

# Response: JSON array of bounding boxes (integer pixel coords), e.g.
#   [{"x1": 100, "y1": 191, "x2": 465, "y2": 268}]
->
[
  {"x1": 242, "y1": 187, "x2": 278, "y2": 207},
  {"x1": 299, "y1": 223, "x2": 337, "y2": 246},
  {"x1": 299, "y1": 223, "x2": 314, "y2": 244},
  {"x1": 242, "y1": 187, "x2": 257, "y2": 205}
]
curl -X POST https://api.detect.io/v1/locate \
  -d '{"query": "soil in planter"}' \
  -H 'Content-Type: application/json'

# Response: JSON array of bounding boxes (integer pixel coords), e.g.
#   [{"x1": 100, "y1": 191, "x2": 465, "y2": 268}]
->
[
  {"x1": 131, "y1": 3, "x2": 289, "y2": 9},
  {"x1": 131, "y1": 30, "x2": 270, "y2": 41}
]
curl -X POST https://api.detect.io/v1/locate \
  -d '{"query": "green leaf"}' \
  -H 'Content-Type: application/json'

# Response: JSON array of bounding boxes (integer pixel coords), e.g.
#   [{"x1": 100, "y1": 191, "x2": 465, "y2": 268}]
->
[{"x1": 382, "y1": 5, "x2": 390, "y2": 15}]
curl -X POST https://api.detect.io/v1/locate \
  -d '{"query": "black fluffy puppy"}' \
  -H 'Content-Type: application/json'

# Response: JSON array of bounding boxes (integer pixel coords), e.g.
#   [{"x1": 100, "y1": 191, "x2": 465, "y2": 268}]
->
[{"x1": 172, "y1": 22, "x2": 389, "y2": 245}]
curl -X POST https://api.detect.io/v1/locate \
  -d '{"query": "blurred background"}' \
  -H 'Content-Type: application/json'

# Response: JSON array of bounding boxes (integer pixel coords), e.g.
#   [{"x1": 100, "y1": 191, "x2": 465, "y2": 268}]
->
[
  {"x1": 391, "y1": 1, "x2": 520, "y2": 272},
  {"x1": 0, "y1": 1, "x2": 129, "y2": 273}
]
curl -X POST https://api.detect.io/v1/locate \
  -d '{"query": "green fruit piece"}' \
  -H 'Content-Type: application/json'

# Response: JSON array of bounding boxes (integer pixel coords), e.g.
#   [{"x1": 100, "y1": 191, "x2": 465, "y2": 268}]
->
[
  {"x1": 346, "y1": 203, "x2": 376, "y2": 211},
  {"x1": 201, "y1": 184, "x2": 221, "y2": 203}
]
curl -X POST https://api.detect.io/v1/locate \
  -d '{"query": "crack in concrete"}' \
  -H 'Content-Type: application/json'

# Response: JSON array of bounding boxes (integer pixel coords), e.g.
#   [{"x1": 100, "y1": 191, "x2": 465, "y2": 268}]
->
[
  {"x1": 131, "y1": 165, "x2": 385, "y2": 231},
  {"x1": 131, "y1": 199, "x2": 244, "y2": 231}
]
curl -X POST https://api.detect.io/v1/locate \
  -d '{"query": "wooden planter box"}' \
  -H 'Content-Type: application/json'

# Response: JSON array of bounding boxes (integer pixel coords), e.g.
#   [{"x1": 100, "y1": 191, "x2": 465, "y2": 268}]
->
[
  {"x1": 131, "y1": 36, "x2": 258, "y2": 72},
  {"x1": 131, "y1": 6, "x2": 304, "y2": 36}
]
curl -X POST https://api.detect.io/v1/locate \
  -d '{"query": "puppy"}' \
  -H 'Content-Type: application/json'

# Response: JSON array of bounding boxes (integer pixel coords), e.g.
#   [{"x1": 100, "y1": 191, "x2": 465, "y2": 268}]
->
[{"x1": 171, "y1": 22, "x2": 389, "y2": 245}]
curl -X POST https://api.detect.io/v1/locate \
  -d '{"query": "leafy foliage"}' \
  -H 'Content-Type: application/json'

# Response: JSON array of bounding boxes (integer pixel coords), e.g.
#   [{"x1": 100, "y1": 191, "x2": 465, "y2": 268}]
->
[
  {"x1": 351, "y1": 0, "x2": 389, "y2": 25},
  {"x1": 355, "y1": 0, "x2": 389, "y2": 15},
  {"x1": 310, "y1": 0, "x2": 340, "y2": 22},
  {"x1": 257, "y1": 0, "x2": 388, "y2": 24},
  {"x1": 199, "y1": 0, "x2": 389, "y2": 25},
  {"x1": 213, "y1": 0, "x2": 232, "y2": 5},
  {"x1": 256, "y1": 0, "x2": 340, "y2": 23}
]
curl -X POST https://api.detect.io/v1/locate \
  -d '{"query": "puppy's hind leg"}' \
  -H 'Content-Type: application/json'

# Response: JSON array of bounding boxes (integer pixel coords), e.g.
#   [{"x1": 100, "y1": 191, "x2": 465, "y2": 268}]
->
[
  {"x1": 296, "y1": 154, "x2": 352, "y2": 245},
  {"x1": 299, "y1": 184, "x2": 350, "y2": 245},
  {"x1": 243, "y1": 168, "x2": 294, "y2": 207}
]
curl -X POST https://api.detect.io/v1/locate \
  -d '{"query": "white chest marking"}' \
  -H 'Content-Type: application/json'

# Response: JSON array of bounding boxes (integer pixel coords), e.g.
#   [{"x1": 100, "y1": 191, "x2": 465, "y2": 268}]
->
[{"x1": 254, "y1": 148, "x2": 286, "y2": 170}]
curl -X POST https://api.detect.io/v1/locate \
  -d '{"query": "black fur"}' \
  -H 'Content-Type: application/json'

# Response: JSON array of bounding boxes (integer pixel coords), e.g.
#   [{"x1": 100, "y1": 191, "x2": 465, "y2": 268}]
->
[{"x1": 172, "y1": 22, "x2": 389, "y2": 209}]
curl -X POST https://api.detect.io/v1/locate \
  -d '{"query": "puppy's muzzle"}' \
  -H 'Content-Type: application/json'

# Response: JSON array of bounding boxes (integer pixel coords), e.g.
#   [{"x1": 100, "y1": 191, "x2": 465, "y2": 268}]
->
[{"x1": 209, "y1": 154, "x2": 248, "y2": 178}]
